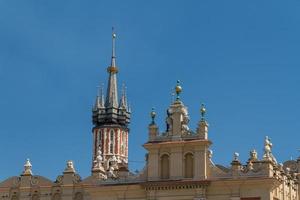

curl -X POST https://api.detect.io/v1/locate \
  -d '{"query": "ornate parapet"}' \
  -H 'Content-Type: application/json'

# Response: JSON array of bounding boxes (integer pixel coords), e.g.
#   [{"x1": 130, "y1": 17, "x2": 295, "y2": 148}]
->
[
  {"x1": 142, "y1": 179, "x2": 210, "y2": 191},
  {"x1": 55, "y1": 161, "x2": 81, "y2": 185}
]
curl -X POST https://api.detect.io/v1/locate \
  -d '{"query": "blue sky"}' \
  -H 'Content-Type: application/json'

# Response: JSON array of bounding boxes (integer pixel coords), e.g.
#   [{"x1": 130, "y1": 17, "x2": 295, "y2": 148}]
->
[{"x1": 0, "y1": 0, "x2": 300, "y2": 181}]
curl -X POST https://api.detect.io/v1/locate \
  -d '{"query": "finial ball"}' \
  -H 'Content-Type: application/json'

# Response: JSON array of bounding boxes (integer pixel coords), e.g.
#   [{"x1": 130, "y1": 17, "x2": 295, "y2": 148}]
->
[
  {"x1": 233, "y1": 152, "x2": 239, "y2": 161},
  {"x1": 175, "y1": 80, "x2": 182, "y2": 95},
  {"x1": 200, "y1": 103, "x2": 206, "y2": 120},
  {"x1": 201, "y1": 104, "x2": 206, "y2": 114},
  {"x1": 150, "y1": 107, "x2": 156, "y2": 119}
]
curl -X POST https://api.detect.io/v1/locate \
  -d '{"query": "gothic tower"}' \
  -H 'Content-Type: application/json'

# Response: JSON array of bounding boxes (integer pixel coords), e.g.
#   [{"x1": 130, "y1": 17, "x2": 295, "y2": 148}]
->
[{"x1": 92, "y1": 30, "x2": 131, "y2": 173}]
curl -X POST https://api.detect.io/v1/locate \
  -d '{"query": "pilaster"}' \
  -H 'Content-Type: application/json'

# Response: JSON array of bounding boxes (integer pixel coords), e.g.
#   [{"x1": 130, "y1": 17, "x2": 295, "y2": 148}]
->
[
  {"x1": 147, "y1": 149, "x2": 159, "y2": 181},
  {"x1": 194, "y1": 147, "x2": 207, "y2": 180},
  {"x1": 170, "y1": 146, "x2": 183, "y2": 179}
]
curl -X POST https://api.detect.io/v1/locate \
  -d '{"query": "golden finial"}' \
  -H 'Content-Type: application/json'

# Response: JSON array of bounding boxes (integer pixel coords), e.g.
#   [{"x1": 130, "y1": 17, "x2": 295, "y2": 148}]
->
[
  {"x1": 200, "y1": 103, "x2": 206, "y2": 121},
  {"x1": 150, "y1": 107, "x2": 156, "y2": 124},
  {"x1": 175, "y1": 80, "x2": 182, "y2": 100}
]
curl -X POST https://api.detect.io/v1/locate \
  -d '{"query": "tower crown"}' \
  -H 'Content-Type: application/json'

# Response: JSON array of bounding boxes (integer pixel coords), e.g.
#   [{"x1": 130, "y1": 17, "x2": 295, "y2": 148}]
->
[{"x1": 93, "y1": 29, "x2": 131, "y2": 127}]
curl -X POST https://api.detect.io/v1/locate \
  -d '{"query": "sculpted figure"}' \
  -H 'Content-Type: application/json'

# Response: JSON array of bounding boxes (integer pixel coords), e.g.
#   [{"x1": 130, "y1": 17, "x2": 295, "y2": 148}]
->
[
  {"x1": 263, "y1": 136, "x2": 277, "y2": 163},
  {"x1": 249, "y1": 149, "x2": 258, "y2": 161},
  {"x1": 64, "y1": 160, "x2": 75, "y2": 173},
  {"x1": 264, "y1": 136, "x2": 272, "y2": 157},
  {"x1": 93, "y1": 148, "x2": 103, "y2": 169},
  {"x1": 111, "y1": 155, "x2": 119, "y2": 170},
  {"x1": 107, "y1": 165, "x2": 117, "y2": 179},
  {"x1": 166, "y1": 109, "x2": 172, "y2": 133},
  {"x1": 181, "y1": 114, "x2": 190, "y2": 135}
]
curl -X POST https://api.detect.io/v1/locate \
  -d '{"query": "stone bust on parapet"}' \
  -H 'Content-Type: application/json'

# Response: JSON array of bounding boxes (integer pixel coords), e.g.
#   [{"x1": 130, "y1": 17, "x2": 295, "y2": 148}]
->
[
  {"x1": 64, "y1": 160, "x2": 75, "y2": 173},
  {"x1": 249, "y1": 149, "x2": 258, "y2": 162}
]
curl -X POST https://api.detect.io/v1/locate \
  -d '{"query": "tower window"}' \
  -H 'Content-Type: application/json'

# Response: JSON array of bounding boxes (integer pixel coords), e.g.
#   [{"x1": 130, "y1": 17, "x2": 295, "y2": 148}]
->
[
  {"x1": 160, "y1": 154, "x2": 170, "y2": 179},
  {"x1": 74, "y1": 193, "x2": 83, "y2": 200},
  {"x1": 122, "y1": 131, "x2": 126, "y2": 155},
  {"x1": 184, "y1": 153, "x2": 194, "y2": 178},
  {"x1": 98, "y1": 130, "x2": 102, "y2": 147},
  {"x1": 110, "y1": 130, "x2": 114, "y2": 154}
]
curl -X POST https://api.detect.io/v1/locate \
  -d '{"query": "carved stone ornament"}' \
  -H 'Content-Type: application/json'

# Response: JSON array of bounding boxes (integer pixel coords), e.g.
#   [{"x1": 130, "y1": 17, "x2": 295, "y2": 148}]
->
[
  {"x1": 249, "y1": 149, "x2": 258, "y2": 161},
  {"x1": 22, "y1": 159, "x2": 33, "y2": 176},
  {"x1": 64, "y1": 160, "x2": 75, "y2": 173},
  {"x1": 12, "y1": 177, "x2": 21, "y2": 187},
  {"x1": 55, "y1": 175, "x2": 63, "y2": 184},
  {"x1": 72, "y1": 174, "x2": 81, "y2": 183},
  {"x1": 30, "y1": 176, "x2": 39, "y2": 185}
]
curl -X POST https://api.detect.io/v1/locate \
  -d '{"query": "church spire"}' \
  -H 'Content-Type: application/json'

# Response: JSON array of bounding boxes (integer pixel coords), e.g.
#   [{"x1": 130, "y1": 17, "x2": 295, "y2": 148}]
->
[
  {"x1": 105, "y1": 28, "x2": 119, "y2": 108},
  {"x1": 94, "y1": 84, "x2": 105, "y2": 111},
  {"x1": 119, "y1": 84, "x2": 128, "y2": 110}
]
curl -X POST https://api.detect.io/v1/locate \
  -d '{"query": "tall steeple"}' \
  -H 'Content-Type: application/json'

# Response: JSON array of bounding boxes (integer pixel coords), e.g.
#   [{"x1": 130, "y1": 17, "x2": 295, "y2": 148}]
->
[
  {"x1": 105, "y1": 28, "x2": 119, "y2": 108},
  {"x1": 92, "y1": 29, "x2": 131, "y2": 176}
]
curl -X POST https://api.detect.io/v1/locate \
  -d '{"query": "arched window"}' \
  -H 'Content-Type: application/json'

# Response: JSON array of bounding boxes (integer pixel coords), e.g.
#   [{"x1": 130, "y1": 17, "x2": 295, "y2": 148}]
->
[
  {"x1": 52, "y1": 193, "x2": 61, "y2": 200},
  {"x1": 184, "y1": 153, "x2": 194, "y2": 178},
  {"x1": 11, "y1": 195, "x2": 18, "y2": 200},
  {"x1": 98, "y1": 130, "x2": 102, "y2": 147},
  {"x1": 32, "y1": 194, "x2": 39, "y2": 200},
  {"x1": 74, "y1": 193, "x2": 83, "y2": 200},
  {"x1": 160, "y1": 154, "x2": 170, "y2": 179},
  {"x1": 121, "y1": 131, "x2": 126, "y2": 155},
  {"x1": 110, "y1": 130, "x2": 114, "y2": 154}
]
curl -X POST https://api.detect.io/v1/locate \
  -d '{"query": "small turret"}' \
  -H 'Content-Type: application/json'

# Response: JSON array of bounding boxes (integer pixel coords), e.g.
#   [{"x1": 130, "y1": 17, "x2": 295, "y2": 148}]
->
[
  {"x1": 148, "y1": 108, "x2": 159, "y2": 141},
  {"x1": 197, "y1": 103, "x2": 209, "y2": 139},
  {"x1": 231, "y1": 152, "x2": 242, "y2": 176},
  {"x1": 119, "y1": 84, "x2": 128, "y2": 110},
  {"x1": 165, "y1": 80, "x2": 191, "y2": 139},
  {"x1": 144, "y1": 81, "x2": 212, "y2": 181},
  {"x1": 93, "y1": 84, "x2": 105, "y2": 111}
]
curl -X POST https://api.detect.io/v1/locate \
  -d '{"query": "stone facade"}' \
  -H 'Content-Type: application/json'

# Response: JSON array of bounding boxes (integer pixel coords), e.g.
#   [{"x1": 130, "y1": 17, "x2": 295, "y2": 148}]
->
[{"x1": 0, "y1": 32, "x2": 299, "y2": 200}]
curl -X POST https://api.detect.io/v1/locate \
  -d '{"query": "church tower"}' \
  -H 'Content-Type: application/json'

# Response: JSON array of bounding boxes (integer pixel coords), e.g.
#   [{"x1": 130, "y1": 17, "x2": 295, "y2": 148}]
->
[
  {"x1": 144, "y1": 81, "x2": 211, "y2": 181},
  {"x1": 92, "y1": 30, "x2": 131, "y2": 173}
]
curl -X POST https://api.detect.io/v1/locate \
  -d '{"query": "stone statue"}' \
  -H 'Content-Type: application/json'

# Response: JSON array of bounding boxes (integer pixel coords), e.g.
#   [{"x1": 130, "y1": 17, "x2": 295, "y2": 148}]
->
[
  {"x1": 93, "y1": 148, "x2": 103, "y2": 169},
  {"x1": 263, "y1": 136, "x2": 277, "y2": 163},
  {"x1": 264, "y1": 136, "x2": 272, "y2": 158},
  {"x1": 107, "y1": 165, "x2": 116, "y2": 179},
  {"x1": 249, "y1": 149, "x2": 258, "y2": 161},
  {"x1": 166, "y1": 109, "x2": 172, "y2": 133},
  {"x1": 111, "y1": 155, "x2": 119, "y2": 170},
  {"x1": 23, "y1": 158, "x2": 33, "y2": 175},
  {"x1": 92, "y1": 148, "x2": 107, "y2": 180},
  {"x1": 64, "y1": 160, "x2": 75, "y2": 173},
  {"x1": 107, "y1": 156, "x2": 119, "y2": 179},
  {"x1": 247, "y1": 161, "x2": 254, "y2": 171},
  {"x1": 233, "y1": 152, "x2": 239, "y2": 161},
  {"x1": 181, "y1": 114, "x2": 190, "y2": 135},
  {"x1": 208, "y1": 149, "x2": 213, "y2": 159}
]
